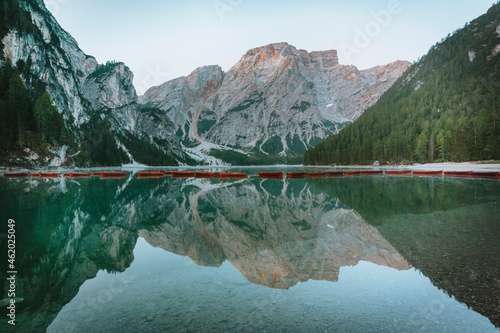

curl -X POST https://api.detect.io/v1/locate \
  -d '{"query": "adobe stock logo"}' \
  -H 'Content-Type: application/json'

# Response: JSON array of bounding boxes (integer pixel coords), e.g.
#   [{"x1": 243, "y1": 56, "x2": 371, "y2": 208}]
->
[
  {"x1": 213, "y1": 0, "x2": 243, "y2": 22},
  {"x1": 135, "y1": 65, "x2": 172, "y2": 96},
  {"x1": 340, "y1": 0, "x2": 405, "y2": 64},
  {"x1": 45, "y1": 0, "x2": 72, "y2": 15}
]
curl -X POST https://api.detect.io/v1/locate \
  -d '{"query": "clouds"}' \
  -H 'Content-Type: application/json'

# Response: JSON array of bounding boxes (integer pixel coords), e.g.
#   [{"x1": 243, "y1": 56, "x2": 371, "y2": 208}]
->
[{"x1": 45, "y1": 0, "x2": 494, "y2": 95}]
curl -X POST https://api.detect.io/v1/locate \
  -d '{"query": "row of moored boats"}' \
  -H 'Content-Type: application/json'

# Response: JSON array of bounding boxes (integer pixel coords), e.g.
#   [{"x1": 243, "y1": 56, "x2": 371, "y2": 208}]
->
[{"x1": 3, "y1": 170, "x2": 500, "y2": 179}]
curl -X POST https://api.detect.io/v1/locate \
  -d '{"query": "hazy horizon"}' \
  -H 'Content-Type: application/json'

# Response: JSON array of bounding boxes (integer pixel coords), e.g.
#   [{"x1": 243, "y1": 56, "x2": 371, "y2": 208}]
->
[{"x1": 44, "y1": 0, "x2": 496, "y2": 95}]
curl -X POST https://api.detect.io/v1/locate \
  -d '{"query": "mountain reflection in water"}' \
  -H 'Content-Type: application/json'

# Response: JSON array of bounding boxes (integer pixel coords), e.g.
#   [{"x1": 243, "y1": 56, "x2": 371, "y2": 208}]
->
[
  {"x1": 140, "y1": 178, "x2": 410, "y2": 289},
  {"x1": 308, "y1": 176, "x2": 500, "y2": 329},
  {"x1": 0, "y1": 174, "x2": 498, "y2": 332}
]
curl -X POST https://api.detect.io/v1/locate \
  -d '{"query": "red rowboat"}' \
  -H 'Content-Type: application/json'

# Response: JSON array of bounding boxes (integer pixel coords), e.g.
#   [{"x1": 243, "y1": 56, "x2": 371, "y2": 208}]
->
[
  {"x1": 413, "y1": 170, "x2": 443, "y2": 176},
  {"x1": 4, "y1": 172, "x2": 30, "y2": 178},
  {"x1": 100, "y1": 171, "x2": 127, "y2": 178},
  {"x1": 344, "y1": 170, "x2": 361, "y2": 176},
  {"x1": 137, "y1": 171, "x2": 165, "y2": 177},
  {"x1": 258, "y1": 172, "x2": 283, "y2": 179},
  {"x1": 194, "y1": 172, "x2": 218, "y2": 178},
  {"x1": 385, "y1": 170, "x2": 412, "y2": 176},
  {"x1": 40, "y1": 172, "x2": 60, "y2": 178},
  {"x1": 286, "y1": 172, "x2": 306, "y2": 179},
  {"x1": 67, "y1": 172, "x2": 93, "y2": 178},
  {"x1": 444, "y1": 171, "x2": 472, "y2": 177},
  {"x1": 361, "y1": 170, "x2": 383, "y2": 175},
  {"x1": 218, "y1": 172, "x2": 246, "y2": 179},
  {"x1": 305, "y1": 172, "x2": 327, "y2": 178},
  {"x1": 325, "y1": 171, "x2": 344, "y2": 177},
  {"x1": 469, "y1": 171, "x2": 500, "y2": 178},
  {"x1": 31, "y1": 173, "x2": 40, "y2": 177},
  {"x1": 171, "y1": 171, "x2": 195, "y2": 178}
]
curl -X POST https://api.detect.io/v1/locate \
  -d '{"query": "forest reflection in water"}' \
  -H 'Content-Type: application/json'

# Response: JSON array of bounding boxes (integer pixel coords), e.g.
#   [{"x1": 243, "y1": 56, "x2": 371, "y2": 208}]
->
[{"x1": 0, "y1": 173, "x2": 498, "y2": 332}]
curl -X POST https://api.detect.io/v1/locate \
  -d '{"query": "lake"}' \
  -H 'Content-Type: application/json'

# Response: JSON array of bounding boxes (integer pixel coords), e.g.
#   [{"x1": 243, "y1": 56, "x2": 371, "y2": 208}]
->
[{"x1": 1, "y1": 169, "x2": 499, "y2": 332}]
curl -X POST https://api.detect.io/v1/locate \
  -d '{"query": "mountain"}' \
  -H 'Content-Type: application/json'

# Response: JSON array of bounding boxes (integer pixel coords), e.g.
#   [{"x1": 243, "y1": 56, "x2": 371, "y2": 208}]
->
[
  {"x1": 0, "y1": 0, "x2": 186, "y2": 167},
  {"x1": 0, "y1": 0, "x2": 409, "y2": 167},
  {"x1": 305, "y1": 3, "x2": 500, "y2": 165},
  {"x1": 141, "y1": 42, "x2": 410, "y2": 164},
  {"x1": 139, "y1": 65, "x2": 225, "y2": 141}
]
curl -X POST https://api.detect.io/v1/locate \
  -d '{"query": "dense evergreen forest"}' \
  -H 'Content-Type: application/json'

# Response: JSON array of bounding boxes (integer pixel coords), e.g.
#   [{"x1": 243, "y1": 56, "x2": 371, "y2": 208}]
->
[
  {"x1": 305, "y1": 3, "x2": 500, "y2": 165},
  {"x1": 0, "y1": 62, "x2": 72, "y2": 163}
]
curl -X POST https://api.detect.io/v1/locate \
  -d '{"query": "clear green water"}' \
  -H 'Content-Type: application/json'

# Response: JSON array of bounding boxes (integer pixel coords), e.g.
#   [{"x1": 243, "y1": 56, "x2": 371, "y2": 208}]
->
[{"x1": 0, "y1": 170, "x2": 499, "y2": 332}]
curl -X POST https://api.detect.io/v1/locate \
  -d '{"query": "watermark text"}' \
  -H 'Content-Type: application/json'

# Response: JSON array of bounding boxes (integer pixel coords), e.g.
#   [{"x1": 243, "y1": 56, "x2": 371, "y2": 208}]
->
[{"x1": 6, "y1": 219, "x2": 17, "y2": 326}]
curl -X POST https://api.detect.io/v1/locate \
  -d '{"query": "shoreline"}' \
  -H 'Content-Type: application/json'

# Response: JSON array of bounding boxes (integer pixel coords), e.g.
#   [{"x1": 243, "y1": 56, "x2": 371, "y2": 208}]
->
[
  {"x1": 1, "y1": 161, "x2": 500, "y2": 174},
  {"x1": 404, "y1": 162, "x2": 500, "y2": 172},
  {"x1": 326, "y1": 162, "x2": 500, "y2": 172}
]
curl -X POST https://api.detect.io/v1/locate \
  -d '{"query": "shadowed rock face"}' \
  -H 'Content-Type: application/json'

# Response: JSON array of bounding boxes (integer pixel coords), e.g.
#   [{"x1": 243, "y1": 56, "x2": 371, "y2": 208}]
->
[
  {"x1": 141, "y1": 42, "x2": 410, "y2": 156},
  {"x1": 2, "y1": 0, "x2": 97, "y2": 125},
  {"x1": 1, "y1": 0, "x2": 182, "y2": 163}
]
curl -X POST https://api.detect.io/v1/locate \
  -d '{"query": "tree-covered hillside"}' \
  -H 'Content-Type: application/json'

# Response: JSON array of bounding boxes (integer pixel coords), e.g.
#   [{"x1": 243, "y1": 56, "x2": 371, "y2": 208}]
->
[
  {"x1": 305, "y1": 2, "x2": 500, "y2": 165},
  {"x1": 0, "y1": 62, "x2": 77, "y2": 164}
]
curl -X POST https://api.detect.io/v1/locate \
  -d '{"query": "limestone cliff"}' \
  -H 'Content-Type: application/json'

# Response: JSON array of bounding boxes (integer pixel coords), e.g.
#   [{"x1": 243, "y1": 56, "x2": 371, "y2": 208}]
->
[
  {"x1": 1, "y1": 0, "x2": 183, "y2": 166},
  {"x1": 141, "y1": 42, "x2": 410, "y2": 158}
]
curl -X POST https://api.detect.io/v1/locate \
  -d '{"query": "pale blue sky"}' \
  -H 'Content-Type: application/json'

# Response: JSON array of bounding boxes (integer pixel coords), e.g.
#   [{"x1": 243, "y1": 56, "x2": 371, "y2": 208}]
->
[{"x1": 43, "y1": 0, "x2": 496, "y2": 94}]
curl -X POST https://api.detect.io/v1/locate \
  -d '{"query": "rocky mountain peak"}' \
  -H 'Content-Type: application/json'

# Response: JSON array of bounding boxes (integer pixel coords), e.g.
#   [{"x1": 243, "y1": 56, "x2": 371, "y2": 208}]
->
[
  {"x1": 140, "y1": 42, "x2": 410, "y2": 162},
  {"x1": 83, "y1": 62, "x2": 137, "y2": 112},
  {"x1": 245, "y1": 42, "x2": 288, "y2": 57},
  {"x1": 244, "y1": 42, "x2": 339, "y2": 62},
  {"x1": 138, "y1": 65, "x2": 225, "y2": 144},
  {"x1": 185, "y1": 65, "x2": 225, "y2": 93},
  {"x1": 238, "y1": 42, "x2": 339, "y2": 71}
]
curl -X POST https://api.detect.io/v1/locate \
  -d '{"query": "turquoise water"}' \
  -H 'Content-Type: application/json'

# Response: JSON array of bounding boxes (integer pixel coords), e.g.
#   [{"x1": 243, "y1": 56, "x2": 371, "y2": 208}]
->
[{"x1": 0, "y1": 171, "x2": 499, "y2": 332}]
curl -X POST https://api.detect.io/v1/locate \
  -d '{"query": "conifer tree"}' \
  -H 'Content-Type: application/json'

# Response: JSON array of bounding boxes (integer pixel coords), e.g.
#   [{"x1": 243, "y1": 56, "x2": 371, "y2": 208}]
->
[
  {"x1": 6, "y1": 74, "x2": 30, "y2": 146},
  {"x1": 34, "y1": 91, "x2": 59, "y2": 142}
]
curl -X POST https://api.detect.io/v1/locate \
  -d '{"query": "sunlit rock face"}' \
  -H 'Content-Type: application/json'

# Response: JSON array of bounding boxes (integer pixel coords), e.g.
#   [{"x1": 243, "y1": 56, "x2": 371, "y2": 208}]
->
[{"x1": 141, "y1": 42, "x2": 410, "y2": 156}]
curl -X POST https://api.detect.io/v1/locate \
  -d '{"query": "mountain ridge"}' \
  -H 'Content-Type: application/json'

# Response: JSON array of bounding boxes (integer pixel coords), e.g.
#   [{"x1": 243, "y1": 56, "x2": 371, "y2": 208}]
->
[
  {"x1": 1, "y1": 0, "x2": 409, "y2": 167},
  {"x1": 141, "y1": 41, "x2": 410, "y2": 164}
]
